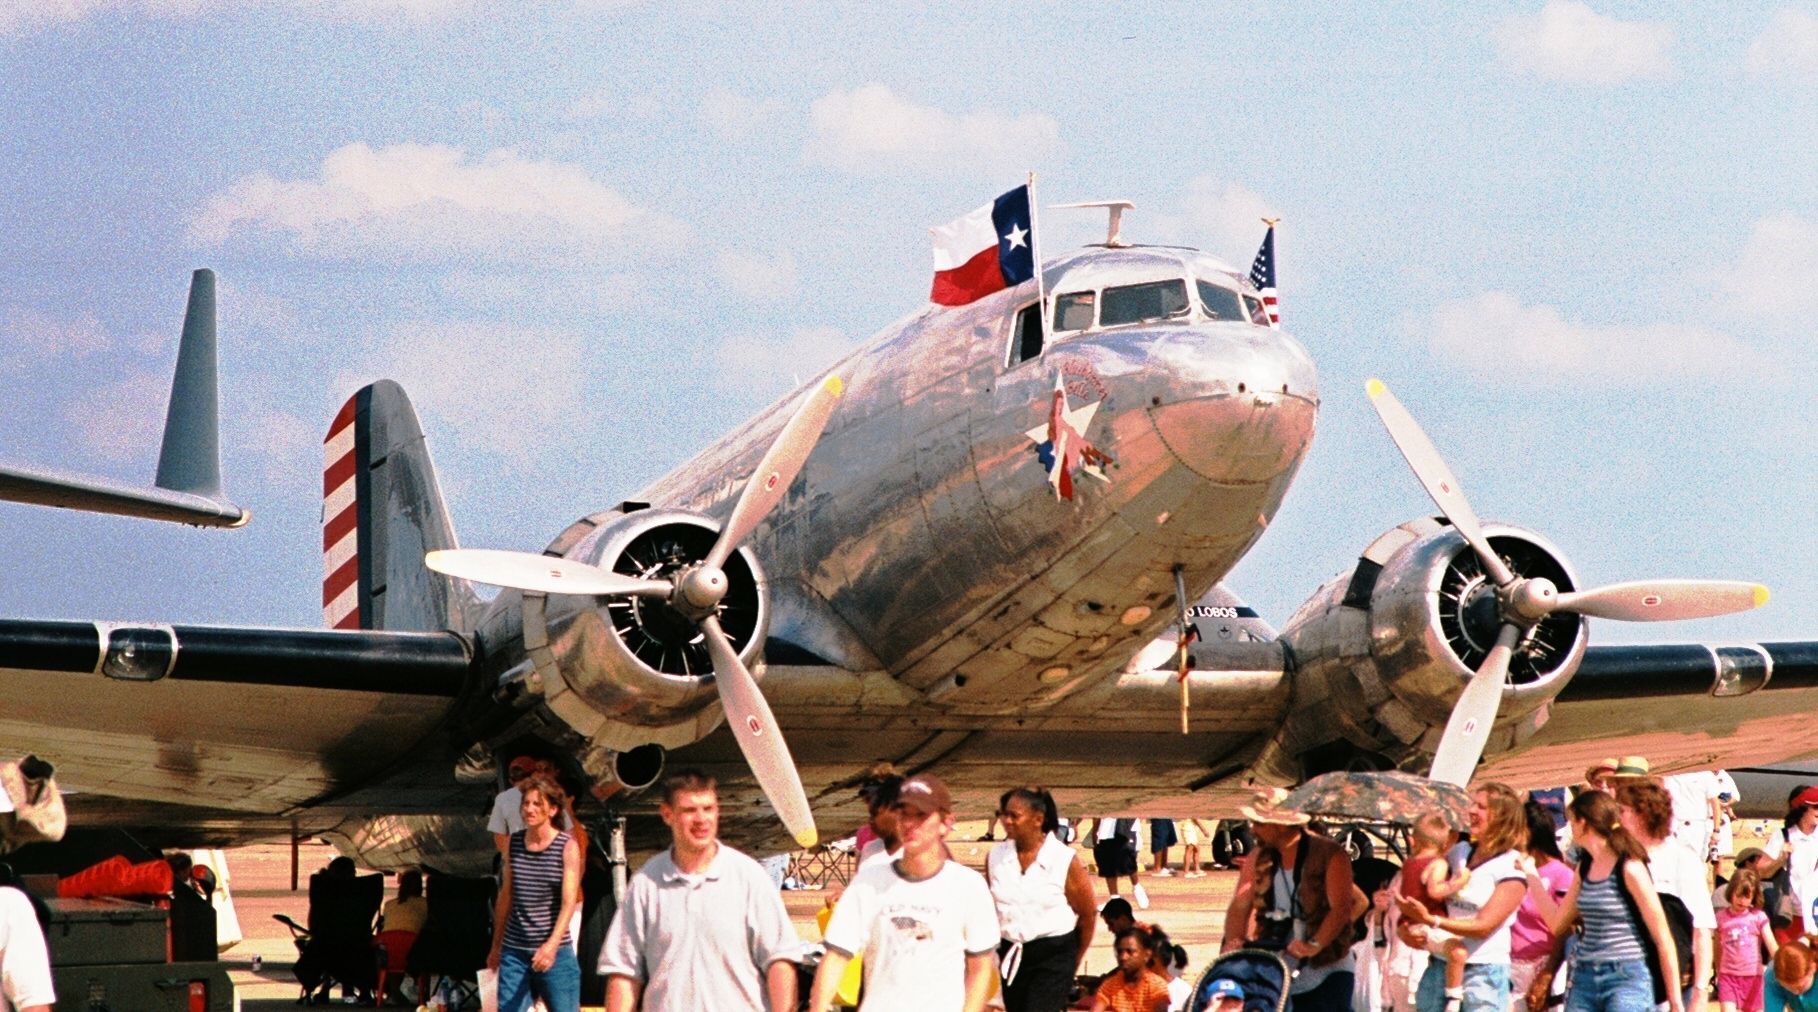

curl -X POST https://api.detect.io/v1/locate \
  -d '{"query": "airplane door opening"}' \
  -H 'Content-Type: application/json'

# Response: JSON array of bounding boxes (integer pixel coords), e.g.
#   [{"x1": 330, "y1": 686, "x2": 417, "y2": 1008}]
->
[{"x1": 1008, "y1": 302, "x2": 1044, "y2": 366}]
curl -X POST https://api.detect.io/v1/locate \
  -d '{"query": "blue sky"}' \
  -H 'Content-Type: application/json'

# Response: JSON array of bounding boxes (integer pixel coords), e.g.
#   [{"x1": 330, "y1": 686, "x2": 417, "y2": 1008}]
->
[{"x1": 2, "y1": 1, "x2": 1813, "y2": 649}]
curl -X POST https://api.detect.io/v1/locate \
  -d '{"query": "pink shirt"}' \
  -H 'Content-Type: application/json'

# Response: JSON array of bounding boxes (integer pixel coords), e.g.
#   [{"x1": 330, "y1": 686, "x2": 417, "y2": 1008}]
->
[
  {"x1": 1510, "y1": 858, "x2": 1575, "y2": 961},
  {"x1": 1719, "y1": 906, "x2": 1770, "y2": 977}
]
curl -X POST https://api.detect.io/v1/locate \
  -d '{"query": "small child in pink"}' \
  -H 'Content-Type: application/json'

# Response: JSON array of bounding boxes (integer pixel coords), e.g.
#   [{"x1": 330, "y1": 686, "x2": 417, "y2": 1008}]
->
[{"x1": 1716, "y1": 868, "x2": 1778, "y2": 1012}]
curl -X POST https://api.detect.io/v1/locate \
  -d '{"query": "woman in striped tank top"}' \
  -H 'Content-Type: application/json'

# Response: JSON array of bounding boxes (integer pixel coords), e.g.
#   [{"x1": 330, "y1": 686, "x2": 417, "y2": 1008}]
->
[
  {"x1": 1549, "y1": 790, "x2": 1683, "y2": 1012},
  {"x1": 488, "y1": 775, "x2": 583, "y2": 1012}
]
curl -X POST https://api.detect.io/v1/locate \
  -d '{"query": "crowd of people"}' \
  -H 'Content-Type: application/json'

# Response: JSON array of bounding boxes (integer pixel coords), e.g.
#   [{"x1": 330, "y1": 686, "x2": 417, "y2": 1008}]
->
[{"x1": 1205, "y1": 757, "x2": 1818, "y2": 1012}]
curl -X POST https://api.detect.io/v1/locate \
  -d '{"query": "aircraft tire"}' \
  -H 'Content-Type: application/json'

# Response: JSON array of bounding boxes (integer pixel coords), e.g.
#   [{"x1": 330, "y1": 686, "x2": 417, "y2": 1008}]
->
[{"x1": 1342, "y1": 828, "x2": 1374, "y2": 863}]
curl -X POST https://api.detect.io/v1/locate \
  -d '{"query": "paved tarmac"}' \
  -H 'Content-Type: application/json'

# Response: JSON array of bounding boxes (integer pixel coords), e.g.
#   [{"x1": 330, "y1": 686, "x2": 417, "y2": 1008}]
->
[{"x1": 223, "y1": 829, "x2": 1246, "y2": 1010}]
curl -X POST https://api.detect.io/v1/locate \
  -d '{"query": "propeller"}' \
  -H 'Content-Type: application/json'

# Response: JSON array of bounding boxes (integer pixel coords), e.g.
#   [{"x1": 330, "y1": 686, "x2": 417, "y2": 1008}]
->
[
  {"x1": 425, "y1": 374, "x2": 844, "y2": 846},
  {"x1": 1364, "y1": 378, "x2": 1768, "y2": 785}
]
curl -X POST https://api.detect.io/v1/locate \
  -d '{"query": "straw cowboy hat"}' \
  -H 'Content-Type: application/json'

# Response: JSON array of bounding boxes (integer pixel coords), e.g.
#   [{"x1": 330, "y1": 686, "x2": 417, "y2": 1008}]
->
[
  {"x1": 1611, "y1": 756, "x2": 1652, "y2": 779},
  {"x1": 1239, "y1": 786, "x2": 1310, "y2": 826}
]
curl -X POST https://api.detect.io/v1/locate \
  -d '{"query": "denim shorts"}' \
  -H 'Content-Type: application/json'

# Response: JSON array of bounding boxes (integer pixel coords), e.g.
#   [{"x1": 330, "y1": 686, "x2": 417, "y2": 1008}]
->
[
  {"x1": 1566, "y1": 958, "x2": 1654, "y2": 1012},
  {"x1": 1418, "y1": 958, "x2": 1511, "y2": 1012}
]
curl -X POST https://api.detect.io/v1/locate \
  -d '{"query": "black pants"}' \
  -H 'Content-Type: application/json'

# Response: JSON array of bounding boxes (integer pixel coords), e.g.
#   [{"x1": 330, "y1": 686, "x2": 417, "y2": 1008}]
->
[{"x1": 998, "y1": 930, "x2": 1080, "y2": 1012}]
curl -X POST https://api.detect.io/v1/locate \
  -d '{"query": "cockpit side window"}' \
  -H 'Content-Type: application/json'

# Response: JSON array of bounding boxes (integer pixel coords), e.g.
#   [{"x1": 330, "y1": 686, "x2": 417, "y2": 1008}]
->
[
  {"x1": 1054, "y1": 291, "x2": 1096, "y2": 333},
  {"x1": 1008, "y1": 302, "x2": 1044, "y2": 366},
  {"x1": 1196, "y1": 280, "x2": 1245, "y2": 322},
  {"x1": 1100, "y1": 279, "x2": 1189, "y2": 327},
  {"x1": 1242, "y1": 294, "x2": 1269, "y2": 326}
]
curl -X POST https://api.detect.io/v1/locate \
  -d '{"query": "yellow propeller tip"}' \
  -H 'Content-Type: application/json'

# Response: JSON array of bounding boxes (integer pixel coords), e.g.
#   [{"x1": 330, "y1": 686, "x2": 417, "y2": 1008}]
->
[
  {"x1": 1754, "y1": 585, "x2": 1771, "y2": 607},
  {"x1": 1365, "y1": 378, "x2": 1386, "y2": 398},
  {"x1": 793, "y1": 828, "x2": 819, "y2": 848},
  {"x1": 822, "y1": 375, "x2": 844, "y2": 397}
]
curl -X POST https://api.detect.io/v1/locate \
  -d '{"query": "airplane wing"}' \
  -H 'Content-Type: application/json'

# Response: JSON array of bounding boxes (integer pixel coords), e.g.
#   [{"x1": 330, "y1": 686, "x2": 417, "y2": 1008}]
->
[
  {"x1": 1476, "y1": 640, "x2": 1818, "y2": 787},
  {"x1": 0, "y1": 270, "x2": 247, "y2": 528},
  {"x1": 0, "y1": 619, "x2": 472, "y2": 844}
]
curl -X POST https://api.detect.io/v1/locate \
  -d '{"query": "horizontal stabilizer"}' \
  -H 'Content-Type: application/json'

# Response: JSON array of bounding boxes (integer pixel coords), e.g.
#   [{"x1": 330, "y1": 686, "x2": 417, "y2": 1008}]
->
[{"x1": 0, "y1": 269, "x2": 246, "y2": 528}]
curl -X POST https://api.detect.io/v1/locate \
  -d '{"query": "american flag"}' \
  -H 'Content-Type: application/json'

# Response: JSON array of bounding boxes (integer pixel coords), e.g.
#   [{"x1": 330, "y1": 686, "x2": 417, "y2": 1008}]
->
[{"x1": 1248, "y1": 219, "x2": 1279, "y2": 327}]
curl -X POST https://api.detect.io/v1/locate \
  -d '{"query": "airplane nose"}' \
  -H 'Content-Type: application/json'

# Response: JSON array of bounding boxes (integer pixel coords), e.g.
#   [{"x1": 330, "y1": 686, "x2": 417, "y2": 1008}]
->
[{"x1": 1146, "y1": 324, "x2": 1318, "y2": 483}]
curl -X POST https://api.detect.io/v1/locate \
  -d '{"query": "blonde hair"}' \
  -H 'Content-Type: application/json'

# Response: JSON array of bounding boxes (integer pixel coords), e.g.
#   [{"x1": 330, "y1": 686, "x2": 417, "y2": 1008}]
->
[
  {"x1": 1411, "y1": 813, "x2": 1452, "y2": 852},
  {"x1": 1470, "y1": 783, "x2": 1527, "y2": 866}
]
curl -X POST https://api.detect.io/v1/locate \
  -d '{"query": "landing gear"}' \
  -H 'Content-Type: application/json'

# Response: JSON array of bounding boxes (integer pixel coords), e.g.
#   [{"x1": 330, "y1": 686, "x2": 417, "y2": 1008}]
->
[{"x1": 578, "y1": 808, "x2": 627, "y2": 1007}]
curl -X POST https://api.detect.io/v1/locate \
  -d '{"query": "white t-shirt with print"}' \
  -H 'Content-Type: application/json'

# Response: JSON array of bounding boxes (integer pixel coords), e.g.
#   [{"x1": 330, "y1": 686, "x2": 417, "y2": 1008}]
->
[
  {"x1": 824, "y1": 858, "x2": 999, "y2": 1011},
  {"x1": 1444, "y1": 849, "x2": 1526, "y2": 964}
]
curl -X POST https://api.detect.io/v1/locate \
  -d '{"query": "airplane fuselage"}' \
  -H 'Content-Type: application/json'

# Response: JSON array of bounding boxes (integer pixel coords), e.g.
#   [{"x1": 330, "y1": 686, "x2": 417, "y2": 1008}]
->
[{"x1": 607, "y1": 246, "x2": 1317, "y2": 708}]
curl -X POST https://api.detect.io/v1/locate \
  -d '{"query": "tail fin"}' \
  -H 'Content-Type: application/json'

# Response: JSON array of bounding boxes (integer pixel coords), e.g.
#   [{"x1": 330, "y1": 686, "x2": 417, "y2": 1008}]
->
[
  {"x1": 154, "y1": 269, "x2": 224, "y2": 499},
  {"x1": 321, "y1": 381, "x2": 480, "y2": 634}
]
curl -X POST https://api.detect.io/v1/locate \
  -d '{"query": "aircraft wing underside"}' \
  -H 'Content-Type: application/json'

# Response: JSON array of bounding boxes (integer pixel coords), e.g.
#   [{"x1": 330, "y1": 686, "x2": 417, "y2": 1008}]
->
[
  {"x1": 7, "y1": 615, "x2": 1818, "y2": 859},
  {"x1": 0, "y1": 619, "x2": 472, "y2": 838}
]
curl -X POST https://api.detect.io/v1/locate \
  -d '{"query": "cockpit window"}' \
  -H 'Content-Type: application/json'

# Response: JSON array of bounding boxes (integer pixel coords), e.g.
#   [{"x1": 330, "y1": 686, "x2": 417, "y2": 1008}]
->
[
  {"x1": 1100, "y1": 279, "x2": 1189, "y2": 327},
  {"x1": 1196, "y1": 280, "x2": 1245, "y2": 322},
  {"x1": 1054, "y1": 291, "x2": 1096, "y2": 332},
  {"x1": 1243, "y1": 294, "x2": 1269, "y2": 326}
]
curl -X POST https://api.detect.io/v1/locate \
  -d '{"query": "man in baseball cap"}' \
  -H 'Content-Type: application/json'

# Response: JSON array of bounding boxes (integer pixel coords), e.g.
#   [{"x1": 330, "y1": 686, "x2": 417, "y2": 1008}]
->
[{"x1": 813, "y1": 772, "x2": 1000, "y2": 1011}]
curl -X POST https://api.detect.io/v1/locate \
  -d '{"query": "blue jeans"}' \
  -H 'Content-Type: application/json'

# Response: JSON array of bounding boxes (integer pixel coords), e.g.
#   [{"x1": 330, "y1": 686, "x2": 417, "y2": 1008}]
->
[
  {"x1": 497, "y1": 945, "x2": 580, "y2": 1012},
  {"x1": 1288, "y1": 969, "x2": 1354, "y2": 1012},
  {"x1": 1418, "y1": 959, "x2": 1511, "y2": 1012},
  {"x1": 1566, "y1": 959, "x2": 1654, "y2": 1012}
]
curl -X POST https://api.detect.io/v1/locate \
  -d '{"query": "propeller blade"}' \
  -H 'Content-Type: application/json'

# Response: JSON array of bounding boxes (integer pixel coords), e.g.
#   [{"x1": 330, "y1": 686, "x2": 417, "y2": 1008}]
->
[
  {"x1": 700, "y1": 615, "x2": 818, "y2": 847},
  {"x1": 1365, "y1": 379, "x2": 1514, "y2": 587},
  {"x1": 1428, "y1": 623, "x2": 1521, "y2": 786},
  {"x1": 705, "y1": 375, "x2": 844, "y2": 571},
  {"x1": 424, "y1": 549, "x2": 671, "y2": 597},
  {"x1": 1556, "y1": 580, "x2": 1770, "y2": 622}
]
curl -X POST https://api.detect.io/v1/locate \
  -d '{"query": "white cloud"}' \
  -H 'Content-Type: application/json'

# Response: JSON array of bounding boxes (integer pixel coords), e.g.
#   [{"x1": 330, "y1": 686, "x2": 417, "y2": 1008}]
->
[
  {"x1": 1746, "y1": 9, "x2": 1818, "y2": 79},
  {"x1": 335, "y1": 320, "x2": 591, "y2": 464},
  {"x1": 1424, "y1": 291, "x2": 1756, "y2": 382},
  {"x1": 714, "y1": 326, "x2": 851, "y2": 394},
  {"x1": 700, "y1": 88, "x2": 787, "y2": 141},
  {"x1": 1720, "y1": 213, "x2": 1818, "y2": 317},
  {"x1": 713, "y1": 249, "x2": 798, "y2": 300},
  {"x1": 806, "y1": 84, "x2": 1060, "y2": 177},
  {"x1": 1494, "y1": 1, "x2": 1673, "y2": 84},
  {"x1": 0, "y1": 309, "x2": 113, "y2": 366},
  {"x1": 1165, "y1": 177, "x2": 1281, "y2": 271},
  {"x1": 191, "y1": 143, "x2": 687, "y2": 264},
  {"x1": 61, "y1": 366, "x2": 168, "y2": 463}
]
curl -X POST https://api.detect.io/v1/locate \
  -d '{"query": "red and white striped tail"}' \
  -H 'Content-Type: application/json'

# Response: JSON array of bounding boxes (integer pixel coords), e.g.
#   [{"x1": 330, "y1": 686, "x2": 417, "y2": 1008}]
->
[{"x1": 322, "y1": 396, "x2": 361, "y2": 629}]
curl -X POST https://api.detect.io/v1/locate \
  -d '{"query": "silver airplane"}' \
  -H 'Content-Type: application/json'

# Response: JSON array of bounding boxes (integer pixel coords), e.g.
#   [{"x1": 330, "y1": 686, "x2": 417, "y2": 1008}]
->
[
  {"x1": 1, "y1": 223, "x2": 1811, "y2": 873},
  {"x1": 0, "y1": 269, "x2": 248, "y2": 529}
]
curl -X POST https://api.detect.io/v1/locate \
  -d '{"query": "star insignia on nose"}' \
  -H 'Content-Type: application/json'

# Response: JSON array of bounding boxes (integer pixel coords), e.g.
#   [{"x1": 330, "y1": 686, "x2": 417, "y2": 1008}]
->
[
  {"x1": 1002, "y1": 223, "x2": 1028, "y2": 250},
  {"x1": 1025, "y1": 375, "x2": 1113, "y2": 501}
]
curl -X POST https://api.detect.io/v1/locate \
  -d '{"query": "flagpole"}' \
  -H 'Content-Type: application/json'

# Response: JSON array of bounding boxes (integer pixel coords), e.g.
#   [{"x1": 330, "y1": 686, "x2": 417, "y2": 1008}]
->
[{"x1": 1029, "y1": 170, "x2": 1050, "y2": 346}]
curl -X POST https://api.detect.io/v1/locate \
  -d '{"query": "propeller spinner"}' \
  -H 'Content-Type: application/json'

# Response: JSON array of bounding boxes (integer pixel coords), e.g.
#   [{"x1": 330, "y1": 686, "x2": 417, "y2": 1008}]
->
[
  {"x1": 426, "y1": 374, "x2": 844, "y2": 847},
  {"x1": 1364, "y1": 378, "x2": 1768, "y2": 785}
]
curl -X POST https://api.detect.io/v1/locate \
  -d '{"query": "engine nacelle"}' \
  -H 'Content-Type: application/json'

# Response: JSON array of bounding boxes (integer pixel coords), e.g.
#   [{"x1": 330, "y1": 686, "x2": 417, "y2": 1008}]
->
[
  {"x1": 1256, "y1": 517, "x2": 1588, "y2": 781},
  {"x1": 492, "y1": 506, "x2": 769, "y2": 770}
]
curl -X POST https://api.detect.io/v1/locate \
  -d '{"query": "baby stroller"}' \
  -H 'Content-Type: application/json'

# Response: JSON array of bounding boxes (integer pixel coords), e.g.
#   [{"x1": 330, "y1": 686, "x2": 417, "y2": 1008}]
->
[{"x1": 1187, "y1": 947, "x2": 1292, "y2": 1012}]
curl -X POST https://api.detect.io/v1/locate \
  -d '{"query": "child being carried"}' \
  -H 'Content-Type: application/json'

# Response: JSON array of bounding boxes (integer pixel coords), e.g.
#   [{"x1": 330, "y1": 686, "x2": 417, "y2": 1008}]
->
[{"x1": 1401, "y1": 812, "x2": 1472, "y2": 1012}]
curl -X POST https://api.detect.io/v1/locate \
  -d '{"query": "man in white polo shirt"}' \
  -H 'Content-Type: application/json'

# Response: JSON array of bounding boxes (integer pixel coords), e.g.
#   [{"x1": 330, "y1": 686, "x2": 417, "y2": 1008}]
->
[
  {"x1": 599, "y1": 769, "x2": 800, "y2": 1011},
  {"x1": 811, "y1": 772, "x2": 999, "y2": 1012}
]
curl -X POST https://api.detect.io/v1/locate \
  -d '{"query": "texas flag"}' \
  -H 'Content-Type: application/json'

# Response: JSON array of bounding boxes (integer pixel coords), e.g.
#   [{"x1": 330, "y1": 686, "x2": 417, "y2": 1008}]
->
[{"x1": 929, "y1": 184, "x2": 1035, "y2": 306}]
